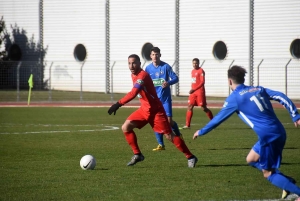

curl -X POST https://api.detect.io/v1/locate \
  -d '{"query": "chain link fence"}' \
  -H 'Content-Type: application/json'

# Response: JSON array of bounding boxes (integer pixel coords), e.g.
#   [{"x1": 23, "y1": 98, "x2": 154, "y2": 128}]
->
[{"x1": 0, "y1": 59, "x2": 299, "y2": 103}]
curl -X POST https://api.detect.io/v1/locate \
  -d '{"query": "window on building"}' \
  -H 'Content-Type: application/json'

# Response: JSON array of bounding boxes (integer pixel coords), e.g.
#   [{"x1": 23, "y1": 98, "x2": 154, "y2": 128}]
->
[
  {"x1": 141, "y1": 42, "x2": 153, "y2": 61},
  {"x1": 74, "y1": 44, "x2": 87, "y2": 62},
  {"x1": 9, "y1": 44, "x2": 22, "y2": 61},
  {"x1": 213, "y1": 41, "x2": 227, "y2": 60},
  {"x1": 290, "y1": 39, "x2": 300, "y2": 59}
]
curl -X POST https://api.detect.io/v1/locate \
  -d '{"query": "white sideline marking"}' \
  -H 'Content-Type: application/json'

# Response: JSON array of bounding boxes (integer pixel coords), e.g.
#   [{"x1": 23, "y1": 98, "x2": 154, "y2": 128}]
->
[
  {"x1": 0, "y1": 123, "x2": 112, "y2": 127},
  {"x1": 0, "y1": 125, "x2": 119, "y2": 135}
]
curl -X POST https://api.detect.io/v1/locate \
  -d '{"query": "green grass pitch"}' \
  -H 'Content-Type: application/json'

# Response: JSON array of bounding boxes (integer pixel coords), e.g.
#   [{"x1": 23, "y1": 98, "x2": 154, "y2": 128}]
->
[{"x1": 0, "y1": 107, "x2": 299, "y2": 201}]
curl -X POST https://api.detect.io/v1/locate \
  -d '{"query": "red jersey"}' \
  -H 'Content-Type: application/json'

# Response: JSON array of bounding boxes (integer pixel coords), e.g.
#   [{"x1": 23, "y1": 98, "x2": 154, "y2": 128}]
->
[
  {"x1": 191, "y1": 67, "x2": 205, "y2": 94},
  {"x1": 119, "y1": 69, "x2": 163, "y2": 114}
]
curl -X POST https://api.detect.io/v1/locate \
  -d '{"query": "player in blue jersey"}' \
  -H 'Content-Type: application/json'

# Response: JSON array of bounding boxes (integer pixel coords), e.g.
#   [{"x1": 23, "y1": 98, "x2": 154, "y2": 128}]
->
[
  {"x1": 145, "y1": 47, "x2": 182, "y2": 151},
  {"x1": 193, "y1": 65, "x2": 300, "y2": 199}
]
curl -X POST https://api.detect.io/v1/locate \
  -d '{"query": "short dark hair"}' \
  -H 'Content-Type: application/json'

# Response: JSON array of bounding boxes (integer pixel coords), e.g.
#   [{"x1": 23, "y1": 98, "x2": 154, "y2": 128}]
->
[
  {"x1": 228, "y1": 65, "x2": 247, "y2": 84},
  {"x1": 192, "y1": 58, "x2": 199, "y2": 63},
  {"x1": 151, "y1": 47, "x2": 160, "y2": 54},
  {"x1": 128, "y1": 54, "x2": 140, "y2": 62}
]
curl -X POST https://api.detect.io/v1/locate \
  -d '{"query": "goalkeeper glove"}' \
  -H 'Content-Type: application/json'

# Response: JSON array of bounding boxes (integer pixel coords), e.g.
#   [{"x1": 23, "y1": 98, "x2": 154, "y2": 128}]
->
[{"x1": 108, "y1": 102, "x2": 122, "y2": 115}]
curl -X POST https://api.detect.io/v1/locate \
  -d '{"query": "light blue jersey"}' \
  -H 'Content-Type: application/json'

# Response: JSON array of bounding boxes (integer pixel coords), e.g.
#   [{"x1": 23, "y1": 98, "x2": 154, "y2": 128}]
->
[
  {"x1": 145, "y1": 61, "x2": 178, "y2": 104},
  {"x1": 198, "y1": 84, "x2": 300, "y2": 146}
]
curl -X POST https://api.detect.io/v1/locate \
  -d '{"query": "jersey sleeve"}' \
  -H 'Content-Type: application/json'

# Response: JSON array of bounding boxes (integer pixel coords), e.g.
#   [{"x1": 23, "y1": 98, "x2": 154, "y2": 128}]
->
[
  {"x1": 166, "y1": 65, "x2": 179, "y2": 85},
  {"x1": 265, "y1": 88, "x2": 300, "y2": 122},
  {"x1": 119, "y1": 78, "x2": 144, "y2": 105},
  {"x1": 198, "y1": 95, "x2": 238, "y2": 136}
]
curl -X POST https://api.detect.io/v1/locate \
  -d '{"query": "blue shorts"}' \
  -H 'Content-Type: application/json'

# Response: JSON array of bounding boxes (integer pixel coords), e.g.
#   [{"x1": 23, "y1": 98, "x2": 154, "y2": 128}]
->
[
  {"x1": 162, "y1": 101, "x2": 172, "y2": 117},
  {"x1": 252, "y1": 135, "x2": 286, "y2": 170}
]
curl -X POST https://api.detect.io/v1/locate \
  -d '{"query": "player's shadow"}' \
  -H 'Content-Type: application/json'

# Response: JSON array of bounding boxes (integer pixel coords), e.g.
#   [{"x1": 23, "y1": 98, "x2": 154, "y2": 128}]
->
[
  {"x1": 284, "y1": 147, "x2": 299, "y2": 150},
  {"x1": 207, "y1": 147, "x2": 250, "y2": 150},
  {"x1": 201, "y1": 162, "x2": 300, "y2": 167},
  {"x1": 201, "y1": 164, "x2": 249, "y2": 167}
]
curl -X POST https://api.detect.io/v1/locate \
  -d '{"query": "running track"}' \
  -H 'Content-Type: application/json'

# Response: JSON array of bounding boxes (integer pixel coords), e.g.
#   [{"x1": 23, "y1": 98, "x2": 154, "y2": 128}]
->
[{"x1": 0, "y1": 101, "x2": 299, "y2": 109}]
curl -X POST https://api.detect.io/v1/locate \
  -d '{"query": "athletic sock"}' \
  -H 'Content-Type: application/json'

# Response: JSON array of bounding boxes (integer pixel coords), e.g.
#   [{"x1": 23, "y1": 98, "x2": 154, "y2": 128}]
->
[
  {"x1": 186, "y1": 111, "x2": 193, "y2": 127},
  {"x1": 154, "y1": 132, "x2": 164, "y2": 146},
  {"x1": 206, "y1": 109, "x2": 213, "y2": 120},
  {"x1": 268, "y1": 173, "x2": 300, "y2": 195},
  {"x1": 124, "y1": 130, "x2": 141, "y2": 154},
  {"x1": 249, "y1": 161, "x2": 263, "y2": 171},
  {"x1": 172, "y1": 135, "x2": 193, "y2": 158},
  {"x1": 171, "y1": 121, "x2": 181, "y2": 136}
]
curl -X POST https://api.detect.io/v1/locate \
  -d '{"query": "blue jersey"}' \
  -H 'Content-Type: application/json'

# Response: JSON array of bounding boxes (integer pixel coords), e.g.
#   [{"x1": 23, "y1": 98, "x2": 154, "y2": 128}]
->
[
  {"x1": 198, "y1": 84, "x2": 300, "y2": 146},
  {"x1": 145, "y1": 61, "x2": 179, "y2": 103}
]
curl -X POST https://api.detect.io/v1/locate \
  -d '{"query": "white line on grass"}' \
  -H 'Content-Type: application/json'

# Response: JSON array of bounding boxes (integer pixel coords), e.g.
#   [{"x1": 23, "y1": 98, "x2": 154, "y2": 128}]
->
[{"x1": 0, "y1": 126, "x2": 119, "y2": 135}]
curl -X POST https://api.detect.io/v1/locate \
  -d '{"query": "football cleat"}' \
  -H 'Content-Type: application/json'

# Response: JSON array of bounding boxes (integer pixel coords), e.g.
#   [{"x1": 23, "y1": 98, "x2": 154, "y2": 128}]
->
[
  {"x1": 284, "y1": 193, "x2": 299, "y2": 200},
  {"x1": 188, "y1": 156, "x2": 198, "y2": 168},
  {"x1": 152, "y1": 144, "x2": 165, "y2": 151},
  {"x1": 282, "y1": 177, "x2": 296, "y2": 199},
  {"x1": 180, "y1": 126, "x2": 190, "y2": 130},
  {"x1": 127, "y1": 154, "x2": 144, "y2": 166}
]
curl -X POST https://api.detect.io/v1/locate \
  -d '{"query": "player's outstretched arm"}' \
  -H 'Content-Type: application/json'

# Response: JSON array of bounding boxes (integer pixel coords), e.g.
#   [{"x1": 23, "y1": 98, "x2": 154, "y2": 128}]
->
[
  {"x1": 193, "y1": 130, "x2": 200, "y2": 140},
  {"x1": 265, "y1": 88, "x2": 300, "y2": 123},
  {"x1": 108, "y1": 102, "x2": 122, "y2": 115}
]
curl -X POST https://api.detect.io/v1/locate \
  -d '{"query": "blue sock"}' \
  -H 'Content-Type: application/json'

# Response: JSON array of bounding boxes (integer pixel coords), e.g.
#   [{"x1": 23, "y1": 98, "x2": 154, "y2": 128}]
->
[
  {"x1": 249, "y1": 162, "x2": 262, "y2": 171},
  {"x1": 172, "y1": 121, "x2": 181, "y2": 136},
  {"x1": 268, "y1": 173, "x2": 300, "y2": 195},
  {"x1": 155, "y1": 132, "x2": 164, "y2": 146},
  {"x1": 249, "y1": 162, "x2": 285, "y2": 175}
]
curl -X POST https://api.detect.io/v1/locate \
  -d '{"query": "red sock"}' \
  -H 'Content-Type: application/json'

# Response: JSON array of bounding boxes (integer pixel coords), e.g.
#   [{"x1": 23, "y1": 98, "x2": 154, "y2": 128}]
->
[
  {"x1": 172, "y1": 135, "x2": 193, "y2": 159},
  {"x1": 124, "y1": 131, "x2": 141, "y2": 154},
  {"x1": 186, "y1": 110, "x2": 193, "y2": 127},
  {"x1": 206, "y1": 109, "x2": 213, "y2": 120}
]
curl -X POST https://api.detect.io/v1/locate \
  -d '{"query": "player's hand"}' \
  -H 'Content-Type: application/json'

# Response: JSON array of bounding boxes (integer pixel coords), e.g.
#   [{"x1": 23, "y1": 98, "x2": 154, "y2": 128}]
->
[
  {"x1": 164, "y1": 133, "x2": 173, "y2": 141},
  {"x1": 162, "y1": 81, "x2": 169, "y2": 88},
  {"x1": 108, "y1": 102, "x2": 122, "y2": 115},
  {"x1": 189, "y1": 89, "x2": 195, "y2": 94},
  {"x1": 193, "y1": 130, "x2": 200, "y2": 140},
  {"x1": 294, "y1": 119, "x2": 300, "y2": 128}
]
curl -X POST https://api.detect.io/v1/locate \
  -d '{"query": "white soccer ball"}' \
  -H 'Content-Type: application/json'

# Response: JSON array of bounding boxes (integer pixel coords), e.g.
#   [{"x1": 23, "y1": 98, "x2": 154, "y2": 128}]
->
[{"x1": 80, "y1": 155, "x2": 96, "y2": 170}]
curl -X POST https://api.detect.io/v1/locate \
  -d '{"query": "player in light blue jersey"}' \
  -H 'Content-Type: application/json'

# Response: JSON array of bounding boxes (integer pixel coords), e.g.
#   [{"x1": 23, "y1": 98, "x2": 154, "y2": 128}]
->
[
  {"x1": 193, "y1": 65, "x2": 300, "y2": 199},
  {"x1": 145, "y1": 47, "x2": 183, "y2": 151}
]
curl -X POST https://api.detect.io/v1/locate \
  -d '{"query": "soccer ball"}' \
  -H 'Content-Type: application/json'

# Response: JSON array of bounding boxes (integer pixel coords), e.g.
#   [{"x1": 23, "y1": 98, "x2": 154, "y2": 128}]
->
[{"x1": 80, "y1": 155, "x2": 96, "y2": 170}]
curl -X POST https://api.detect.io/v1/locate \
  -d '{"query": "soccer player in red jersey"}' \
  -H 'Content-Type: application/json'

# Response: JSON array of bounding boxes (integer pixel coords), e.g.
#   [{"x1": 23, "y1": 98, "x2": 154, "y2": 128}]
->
[
  {"x1": 182, "y1": 58, "x2": 213, "y2": 129},
  {"x1": 108, "y1": 54, "x2": 198, "y2": 167}
]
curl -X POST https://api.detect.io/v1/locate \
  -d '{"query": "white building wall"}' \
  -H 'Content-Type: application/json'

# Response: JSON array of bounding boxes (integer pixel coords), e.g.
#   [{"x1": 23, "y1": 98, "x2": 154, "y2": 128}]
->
[
  {"x1": 1, "y1": 0, "x2": 299, "y2": 99},
  {"x1": 109, "y1": 0, "x2": 176, "y2": 93},
  {"x1": 179, "y1": 0, "x2": 250, "y2": 97},
  {"x1": 253, "y1": 0, "x2": 300, "y2": 99},
  {"x1": 0, "y1": 0, "x2": 40, "y2": 59},
  {"x1": 43, "y1": 0, "x2": 106, "y2": 93}
]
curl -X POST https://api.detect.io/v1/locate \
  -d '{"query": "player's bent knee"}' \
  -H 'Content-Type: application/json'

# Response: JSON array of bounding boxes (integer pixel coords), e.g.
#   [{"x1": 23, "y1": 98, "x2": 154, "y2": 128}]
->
[
  {"x1": 246, "y1": 156, "x2": 255, "y2": 164},
  {"x1": 121, "y1": 120, "x2": 134, "y2": 132},
  {"x1": 246, "y1": 149, "x2": 260, "y2": 163},
  {"x1": 187, "y1": 105, "x2": 194, "y2": 111},
  {"x1": 121, "y1": 124, "x2": 128, "y2": 132},
  {"x1": 246, "y1": 155, "x2": 252, "y2": 163}
]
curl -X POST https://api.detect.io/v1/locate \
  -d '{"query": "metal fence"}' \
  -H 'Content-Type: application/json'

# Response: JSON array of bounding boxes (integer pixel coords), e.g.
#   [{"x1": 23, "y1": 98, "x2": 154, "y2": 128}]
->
[{"x1": 0, "y1": 58, "x2": 299, "y2": 102}]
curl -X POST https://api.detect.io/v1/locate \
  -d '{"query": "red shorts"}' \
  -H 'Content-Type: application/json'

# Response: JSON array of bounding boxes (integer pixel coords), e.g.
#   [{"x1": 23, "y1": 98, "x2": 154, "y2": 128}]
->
[
  {"x1": 127, "y1": 107, "x2": 172, "y2": 134},
  {"x1": 188, "y1": 93, "x2": 207, "y2": 107}
]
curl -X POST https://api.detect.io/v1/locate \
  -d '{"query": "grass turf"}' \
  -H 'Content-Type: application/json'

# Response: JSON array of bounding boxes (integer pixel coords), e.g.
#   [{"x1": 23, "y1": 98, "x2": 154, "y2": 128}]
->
[{"x1": 0, "y1": 107, "x2": 299, "y2": 201}]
